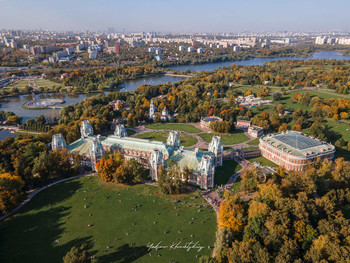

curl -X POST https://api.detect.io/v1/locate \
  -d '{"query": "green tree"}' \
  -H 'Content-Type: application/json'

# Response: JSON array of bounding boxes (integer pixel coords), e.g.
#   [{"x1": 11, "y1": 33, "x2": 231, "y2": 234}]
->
[{"x1": 63, "y1": 244, "x2": 91, "y2": 263}]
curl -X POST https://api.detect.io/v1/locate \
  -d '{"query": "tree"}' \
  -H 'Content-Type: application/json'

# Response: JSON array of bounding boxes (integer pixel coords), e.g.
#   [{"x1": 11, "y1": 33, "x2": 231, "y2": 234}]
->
[
  {"x1": 123, "y1": 158, "x2": 144, "y2": 184},
  {"x1": 217, "y1": 192, "x2": 243, "y2": 234},
  {"x1": 273, "y1": 92, "x2": 282, "y2": 101},
  {"x1": 33, "y1": 149, "x2": 74, "y2": 182},
  {"x1": 214, "y1": 228, "x2": 234, "y2": 253},
  {"x1": 340, "y1": 112, "x2": 349, "y2": 119},
  {"x1": 63, "y1": 244, "x2": 91, "y2": 263},
  {"x1": 213, "y1": 90, "x2": 219, "y2": 98},
  {"x1": 95, "y1": 158, "x2": 117, "y2": 182},
  {"x1": 6, "y1": 115, "x2": 21, "y2": 125},
  {"x1": 157, "y1": 161, "x2": 184, "y2": 194},
  {"x1": 278, "y1": 123, "x2": 288, "y2": 132},
  {"x1": 0, "y1": 173, "x2": 24, "y2": 214}
]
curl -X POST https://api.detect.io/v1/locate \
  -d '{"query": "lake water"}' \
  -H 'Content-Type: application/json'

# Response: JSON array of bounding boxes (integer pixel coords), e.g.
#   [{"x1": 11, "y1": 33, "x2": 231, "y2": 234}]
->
[
  {"x1": 120, "y1": 75, "x2": 186, "y2": 92},
  {"x1": 0, "y1": 130, "x2": 18, "y2": 140},
  {"x1": 169, "y1": 52, "x2": 350, "y2": 71},
  {"x1": 0, "y1": 52, "x2": 349, "y2": 140},
  {"x1": 0, "y1": 75, "x2": 186, "y2": 123}
]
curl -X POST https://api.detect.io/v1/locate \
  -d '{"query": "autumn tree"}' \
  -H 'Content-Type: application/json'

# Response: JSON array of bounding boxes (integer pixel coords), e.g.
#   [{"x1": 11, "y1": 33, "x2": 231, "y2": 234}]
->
[
  {"x1": 0, "y1": 173, "x2": 24, "y2": 214},
  {"x1": 63, "y1": 244, "x2": 91, "y2": 263},
  {"x1": 217, "y1": 191, "x2": 243, "y2": 234}
]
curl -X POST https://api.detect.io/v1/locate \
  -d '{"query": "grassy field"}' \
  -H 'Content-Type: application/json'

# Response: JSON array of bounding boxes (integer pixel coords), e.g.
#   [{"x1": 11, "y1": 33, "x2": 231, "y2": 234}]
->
[
  {"x1": 135, "y1": 131, "x2": 198, "y2": 147},
  {"x1": 325, "y1": 119, "x2": 350, "y2": 141},
  {"x1": 214, "y1": 160, "x2": 242, "y2": 186},
  {"x1": 0, "y1": 176, "x2": 216, "y2": 263},
  {"x1": 243, "y1": 147, "x2": 259, "y2": 151},
  {"x1": 5, "y1": 79, "x2": 60, "y2": 90},
  {"x1": 126, "y1": 129, "x2": 136, "y2": 136},
  {"x1": 271, "y1": 90, "x2": 350, "y2": 111},
  {"x1": 35, "y1": 79, "x2": 59, "y2": 87},
  {"x1": 246, "y1": 138, "x2": 260, "y2": 146},
  {"x1": 5, "y1": 79, "x2": 29, "y2": 89},
  {"x1": 246, "y1": 156, "x2": 279, "y2": 167},
  {"x1": 145, "y1": 123, "x2": 203, "y2": 134},
  {"x1": 199, "y1": 130, "x2": 249, "y2": 145}
]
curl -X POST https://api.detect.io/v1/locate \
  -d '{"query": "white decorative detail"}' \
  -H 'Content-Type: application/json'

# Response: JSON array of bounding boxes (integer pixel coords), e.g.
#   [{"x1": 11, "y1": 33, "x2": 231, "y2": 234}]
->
[
  {"x1": 52, "y1": 133, "x2": 67, "y2": 150},
  {"x1": 150, "y1": 149, "x2": 163, "y2": 181},
  {"x1": 114, "y1": 124, "x2": 127, "y2": 137},
  {"x1": 81, "y1": 120, "x2": 94, "y2": 138},
  {"x1": 149, "y1": 100, "x2": 156, "y2": 119},
  {"x1": 167, "y1": 131, "x2": 181, "y2": 147},
  {"x1": 89, "y1": 138, "x2": 103, "y2": 171},
  {"x1": 208, "y1": 136, "x2": 223, "y2": 166}
]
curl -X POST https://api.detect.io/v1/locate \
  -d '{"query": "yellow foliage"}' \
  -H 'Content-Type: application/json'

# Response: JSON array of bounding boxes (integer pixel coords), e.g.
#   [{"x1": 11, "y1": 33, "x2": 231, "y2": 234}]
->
[
  {"x1": 258, "y1": 181, "x2": 283, "y2": 202},
  {"x1": 217, "y1": 194, "x2": 244, "y2": 232},
  {"x1": 248, "y1": 200, "x2": 269, "y2": 218}
]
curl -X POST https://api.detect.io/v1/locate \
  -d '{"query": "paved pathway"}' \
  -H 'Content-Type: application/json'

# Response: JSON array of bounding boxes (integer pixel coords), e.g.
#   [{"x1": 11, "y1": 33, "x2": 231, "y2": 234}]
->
[{"x1": 0, "y1": 173, "x2": 96, "y2": 222}]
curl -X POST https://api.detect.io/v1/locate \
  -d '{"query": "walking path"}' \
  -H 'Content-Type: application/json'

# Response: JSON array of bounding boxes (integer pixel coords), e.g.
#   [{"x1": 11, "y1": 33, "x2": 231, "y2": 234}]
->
[
  {"x1": 200, "y1": 156, "x2": 253, "y2": 217},
  {"x1": 130, "y1": 124, "x2": 259, "y2": 151},
  {"x1": 130, "y1": 125, "x2": 209, "y2": 149},
  {"x1": 0, "y1": 172, "x2": 96, "y2": 222}
]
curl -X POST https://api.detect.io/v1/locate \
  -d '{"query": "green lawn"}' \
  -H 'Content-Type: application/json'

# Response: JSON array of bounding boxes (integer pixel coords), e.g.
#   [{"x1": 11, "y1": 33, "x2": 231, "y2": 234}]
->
[
  {"x1": 342, "y1": 204, "x2": 350, "y2": 219},
  {"x1": 126, "y1": 129, "x2": 136, "y2": 136},
  {"x1": 223, "y1": 147, "x2": 233, "y2": 151},
  {"x1": 272, "y1": 90, "x2": 350, "y2": 111},
  {"x1": 325, "y1": 119, "x2": 350, "y2": 141},
  {"x1": 145, "y1": 123, "x2": 203, "y2": 133},
  {"x1": 246, "y1": 138, "x2": 260, "y2": 146},
  {"x1": 0, "y1": 176, "x2": 216, "y2": 263},
  {"x1": 5, "y1": 79, "x2": 29, "y2": 89},
  {"x1": 34, "y1": 79, "x2": 60, "y2": 87},
  {"x1": 243, "y1": 147, "x2": 259, "y2": 151},
  {"x1": 214, "y1": 160, "x2": 242, "y2": 186},
  {"x1": 334, "y1": 147, "x2": 350, "y2": 162},
  {"x1": 246, "y1": 156, "x2": 279, "y2": 167},
  {"x1": 199, "y1": 131, "x2": 249, "y2": 145},
  {"x1": 230, "y1": 176, "x2": 242, "y2": 193},
  {"x1": 135, "y1": 131, "x2": 198, "y2": 147}
]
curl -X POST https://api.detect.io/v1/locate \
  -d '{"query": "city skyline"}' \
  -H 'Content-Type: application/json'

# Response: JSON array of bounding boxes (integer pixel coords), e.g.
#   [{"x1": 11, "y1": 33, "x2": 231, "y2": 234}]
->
[{"x1": 0, "y1": 0, "x2": 350, "y2": 32}]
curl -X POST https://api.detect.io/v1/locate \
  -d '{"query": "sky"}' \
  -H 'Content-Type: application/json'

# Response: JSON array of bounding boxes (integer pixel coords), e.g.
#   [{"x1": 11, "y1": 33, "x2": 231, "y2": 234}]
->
[{"x1": 0, "y1": 0, "x2": 349, "y2": 32}]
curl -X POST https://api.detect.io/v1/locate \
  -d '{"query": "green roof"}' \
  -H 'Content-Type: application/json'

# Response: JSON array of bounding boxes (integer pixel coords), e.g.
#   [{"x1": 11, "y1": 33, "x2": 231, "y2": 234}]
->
[
  {"x1": 67, "y1": 136, "x2": 105, "y2": 155},
  {"x1": 260, "y1": 131, "x2": 335, "y2": 158},
  {"x1": 102, "y1": 135, "x2": 174, "y2": 156},
  {"x1": 169, "y1": 149, "x2": 212, "y2": 170}
]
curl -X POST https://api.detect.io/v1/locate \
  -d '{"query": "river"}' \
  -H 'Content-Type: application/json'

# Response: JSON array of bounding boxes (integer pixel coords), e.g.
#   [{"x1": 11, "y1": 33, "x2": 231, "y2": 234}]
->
[
  {"x1": 169, "y1": 52, "x2": 350, "y2": 71},
  {"x1": 1, "y1": 52, "x2": 349, "y2": 140}
]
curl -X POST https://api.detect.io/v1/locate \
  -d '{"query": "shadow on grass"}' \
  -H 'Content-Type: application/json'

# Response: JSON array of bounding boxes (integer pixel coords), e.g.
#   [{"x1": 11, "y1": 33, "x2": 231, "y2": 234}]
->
[
  {"x1": 0, "y1": 179, "x2": 95, "y2": 263},
  {"x1": 97, "y1": 244, "x2": 148, "y2": 263}
]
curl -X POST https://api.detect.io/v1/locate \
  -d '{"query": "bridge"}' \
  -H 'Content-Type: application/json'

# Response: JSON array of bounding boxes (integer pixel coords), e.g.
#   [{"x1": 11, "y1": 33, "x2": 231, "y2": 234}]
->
[{"x1": 0, "y1": 125, "x2": 19, "y2": 132}]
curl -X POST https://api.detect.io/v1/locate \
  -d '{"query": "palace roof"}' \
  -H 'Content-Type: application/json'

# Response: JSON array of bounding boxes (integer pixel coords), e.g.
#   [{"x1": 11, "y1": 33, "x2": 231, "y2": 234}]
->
[
  {"x1": 260, "y1": 131, "x2": 335, "y2": 158},
  {"x1": 67, "y1": 136, "x2": 105, "y2": 156},
  {"x1": 169, "y1": 148, "x2": 213, "y2": 170},
  {"x1": 102, "y1": 135, "x2": 174, "y2": 156}
]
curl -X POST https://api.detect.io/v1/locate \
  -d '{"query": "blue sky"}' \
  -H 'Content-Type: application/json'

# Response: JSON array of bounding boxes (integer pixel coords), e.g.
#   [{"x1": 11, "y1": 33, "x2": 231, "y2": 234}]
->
[{"x1": 0, "y1": 0, "x2": 349, "y2": 32}]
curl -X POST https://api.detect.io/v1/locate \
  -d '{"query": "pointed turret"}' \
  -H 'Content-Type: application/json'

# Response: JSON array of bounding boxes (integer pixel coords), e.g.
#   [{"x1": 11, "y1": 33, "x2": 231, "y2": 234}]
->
[
  {"x1": 167, "y1": 131, "x2": 181, "y2": 147},
  {"x1": 150, "y1": 148, "x2": 164, "y2": 181},
  {"x1": 81, "y1": 120, "x2": 94, "y2": 138},
  {"x1": 198, "y1": 155, "x2": 215, "y2": 189},
  {"x1": 149, "y1": 100, "x2": 156, "y2": 119},
  {"x1": 51, "y1": 133, "x2": 67, "y2": 151},
  {"x1": 208, "y1": 136, "x2": 223, "y2": 166},
  {"x1": 89, "y1": 138, "x2": 103, "y2": 171},
  {"x1": 114, "y1": 124, "x2": 127, "y2": 137}
]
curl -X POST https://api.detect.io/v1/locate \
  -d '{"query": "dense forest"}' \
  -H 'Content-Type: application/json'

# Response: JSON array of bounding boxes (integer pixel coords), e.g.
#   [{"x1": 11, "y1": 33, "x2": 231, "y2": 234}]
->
[{"x1": 199, "y1": 158, "x2": 350, "y2": 263}]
